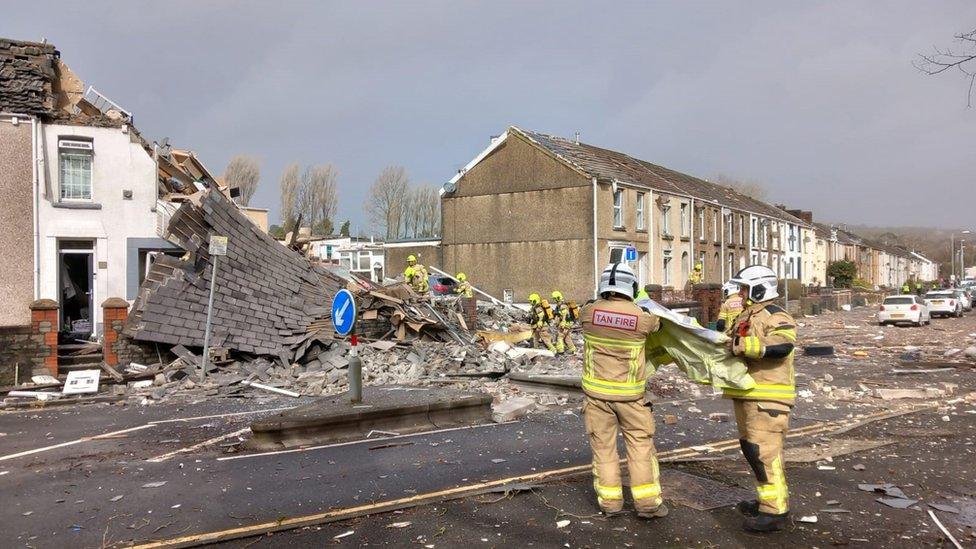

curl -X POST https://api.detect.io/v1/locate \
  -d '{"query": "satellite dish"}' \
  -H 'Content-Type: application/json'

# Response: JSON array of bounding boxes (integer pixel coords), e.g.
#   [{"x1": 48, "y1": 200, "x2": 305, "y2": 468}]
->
[{"x1": 442, "y1": 182, "x2": 457, "y2": 194}]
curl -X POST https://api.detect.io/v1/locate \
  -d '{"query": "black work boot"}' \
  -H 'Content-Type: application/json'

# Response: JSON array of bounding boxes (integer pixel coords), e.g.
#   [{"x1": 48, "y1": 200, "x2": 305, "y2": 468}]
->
[
  {"x1": 736, "y1": 499, "x2": 759, "y2": 516},
  {"x1": 743, "y1": 511, "x2": 789, "y2": 532},
  {"x1": 636, "y1": 503, "x2": 669, "y2": 520}
]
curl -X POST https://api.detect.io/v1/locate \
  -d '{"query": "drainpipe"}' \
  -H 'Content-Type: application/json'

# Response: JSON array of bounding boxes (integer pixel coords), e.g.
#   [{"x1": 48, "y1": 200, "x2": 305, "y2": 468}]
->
[
  {"x1": 592, "y1": 176, "x2": 599, "y2": 297},
  {"x1": 720, "y1": 208, "x2": 726, "y2": 283},
  {"x1": 29, "y1": 115, "x2": 40, "y2": 300},
  {"x1": 689, "y1": 198, "x2": 695, "y2": 285}
]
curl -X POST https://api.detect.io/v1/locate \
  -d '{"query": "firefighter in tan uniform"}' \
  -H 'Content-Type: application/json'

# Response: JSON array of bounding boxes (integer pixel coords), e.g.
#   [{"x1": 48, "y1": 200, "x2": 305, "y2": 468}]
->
[
  {"x1": 715, "y1": 282, "x2": 745, "y2": 335},
  {"x1": 405, "y1": 255, "x2": 429, "y2": 294},
  {"x1": 724, "y1": 265, "x2": 797, "y2": 532},
  {"x1": 527, "y1": 293, "x2": 556, "y2": 352},
  {"x1": 581, "y1": 263, "x2": 667, "y2": 519},
  {"x1": 550, "y1": 290, "x2": 578, "y2": 354}
]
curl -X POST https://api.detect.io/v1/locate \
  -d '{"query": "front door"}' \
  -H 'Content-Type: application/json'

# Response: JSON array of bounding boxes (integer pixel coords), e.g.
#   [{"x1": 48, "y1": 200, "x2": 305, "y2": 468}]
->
[{"x1": 58, "y1": 239, "x2": 95, "y2": 339}]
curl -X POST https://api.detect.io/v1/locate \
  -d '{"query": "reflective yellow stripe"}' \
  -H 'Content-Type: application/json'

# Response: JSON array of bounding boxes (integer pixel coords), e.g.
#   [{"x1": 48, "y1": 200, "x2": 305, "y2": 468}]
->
[
  {"x1": 582, "y1": 376, "x2": 646, "y2": 396},
  {"x1": 630, "y1": 483, "x2": 661, "y2": 500},
  {"x1": 723, "y1": 383, "x2": 795, "y2": 399},
  {"x1": 596, "y1": 485, "x2": 623, "y2": 500},
  {"x1": 583, "y1": 334, "x2": 644, "y2": 349},
  {"x1": 769, "y1": 328, "x2": 797, "y2": 342}
]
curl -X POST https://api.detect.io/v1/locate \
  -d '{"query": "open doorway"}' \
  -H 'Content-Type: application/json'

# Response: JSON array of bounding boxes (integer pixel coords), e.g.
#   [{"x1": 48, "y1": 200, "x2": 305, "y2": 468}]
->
[{"x1": 59, "y1": 239, "x2": 95, "y2": 340}]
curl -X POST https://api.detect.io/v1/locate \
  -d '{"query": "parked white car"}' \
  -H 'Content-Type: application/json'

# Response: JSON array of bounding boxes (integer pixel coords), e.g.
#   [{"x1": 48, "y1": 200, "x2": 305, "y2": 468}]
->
[
  {"x1": 878, "y1": 295, "x2": 930, "y2": 326},
  {"x1": 954, "y1": 289, "x2": 973, "y2": 311},
  {"x1": 924, "y1": 291, "x2": 964, "y2": 318}
]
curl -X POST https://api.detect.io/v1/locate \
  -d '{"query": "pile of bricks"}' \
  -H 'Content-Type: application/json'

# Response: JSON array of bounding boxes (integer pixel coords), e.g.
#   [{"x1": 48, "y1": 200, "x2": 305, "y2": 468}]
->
[{"x1": 125, "y1": 189, "x2": 346, "y2": 359}]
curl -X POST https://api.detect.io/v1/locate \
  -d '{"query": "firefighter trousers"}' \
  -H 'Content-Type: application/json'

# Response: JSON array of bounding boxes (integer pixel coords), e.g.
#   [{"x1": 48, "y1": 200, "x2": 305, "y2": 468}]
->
[
  {"x1": 532, "y1": 324, "x2": 555, "y2": 352},
  {"x1": 555, "y1": 322, "x2": 576, "y2": 354},
  {"x1": 583, "y1": 396, "x2": 662, "y2": 513},
  {"x1": 733, "y1": 399, "x2": 791, "y2": 515}
]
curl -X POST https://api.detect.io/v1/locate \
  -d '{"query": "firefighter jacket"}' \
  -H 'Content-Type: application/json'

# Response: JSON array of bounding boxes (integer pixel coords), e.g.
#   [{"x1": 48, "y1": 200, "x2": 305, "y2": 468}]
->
[
  {"x1": 455, "y1": 281, "x2": 473, "y2": 298},
  {"x1": 717, "y1": 294, "x2": 744, "y2": 334},
  {"x1": 581, "y1": 296, "x2": 660, "y2": 402},
  {"x1": 723, "y1": 301, "x2": 797, "y2": 406},
  {"x1": 529, "y1": 301, "x2": 554, "y2": 328}
]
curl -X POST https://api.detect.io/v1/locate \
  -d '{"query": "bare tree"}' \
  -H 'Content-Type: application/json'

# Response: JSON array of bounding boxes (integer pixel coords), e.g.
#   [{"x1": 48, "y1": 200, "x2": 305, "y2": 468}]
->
[
  {"x1": 713, "y1": 174, "x2": 769, "y2": 201},
  {"x1": 279, "y1": 163, "x2": 301, "y2": 233},
  {"x1": 416, "y1": 184, "x2": 440, "y2": 237},
  {"x1": 916, "y1": 29, "x2": 976, "y2": 106},
  {"x1": 300, "y1": 164, "x2": 338, "y2": 236},
  {"x1": 224, "y1": 155, "x2": 260, "y2": 206},
  {"x1": 365, "y1": 166, "x2": 409, "y2": 240}
]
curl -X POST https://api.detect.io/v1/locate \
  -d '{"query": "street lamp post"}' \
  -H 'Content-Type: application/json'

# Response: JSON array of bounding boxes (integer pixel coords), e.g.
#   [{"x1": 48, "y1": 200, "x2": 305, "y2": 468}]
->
[{"x1": 951, "y1": 229, "x2": 971, "y2": 284}]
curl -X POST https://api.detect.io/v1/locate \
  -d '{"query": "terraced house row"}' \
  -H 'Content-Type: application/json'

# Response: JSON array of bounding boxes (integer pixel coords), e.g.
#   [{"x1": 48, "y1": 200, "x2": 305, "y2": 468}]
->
[{"x1": 430, "y1": 126, "x2": 934, "y2": 301}]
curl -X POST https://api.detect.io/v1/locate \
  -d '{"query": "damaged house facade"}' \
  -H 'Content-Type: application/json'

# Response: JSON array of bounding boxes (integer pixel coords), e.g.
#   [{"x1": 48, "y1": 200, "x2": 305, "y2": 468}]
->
[
  {"x1": 0, "y1": 38, "x2": 177, "y2": 341},
  {"x1": 439, "y1": 126, "x2": 813, "y2": 301}
]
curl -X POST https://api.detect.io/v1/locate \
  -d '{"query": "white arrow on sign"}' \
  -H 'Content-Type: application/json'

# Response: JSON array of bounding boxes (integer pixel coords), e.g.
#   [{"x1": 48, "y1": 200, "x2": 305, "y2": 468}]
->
[{"x1": 336, "y1": 297, "x2": 351, "y2": 324}]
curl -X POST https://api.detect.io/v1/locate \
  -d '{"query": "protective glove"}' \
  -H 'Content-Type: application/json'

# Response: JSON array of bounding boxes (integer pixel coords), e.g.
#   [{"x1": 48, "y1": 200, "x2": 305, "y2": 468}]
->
[{"x1": 732, "y1": 335, "x2": 765, "y2": 359}]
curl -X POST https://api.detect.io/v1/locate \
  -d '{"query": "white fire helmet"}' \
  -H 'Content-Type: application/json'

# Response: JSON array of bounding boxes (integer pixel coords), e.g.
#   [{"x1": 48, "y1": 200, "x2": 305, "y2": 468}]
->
[
  {"x1": 728, "y1": 265, "x2": 779, "y2": 303},
  {"x1": 598, "y1": 262, "x2": 639, "y2": 300}
]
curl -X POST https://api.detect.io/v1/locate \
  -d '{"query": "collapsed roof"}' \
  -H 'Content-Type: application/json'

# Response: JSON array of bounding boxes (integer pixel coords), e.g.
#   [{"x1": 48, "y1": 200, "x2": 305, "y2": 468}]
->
[{"x1": 125, "y1": 189, "x2": 348, "y2": 358}]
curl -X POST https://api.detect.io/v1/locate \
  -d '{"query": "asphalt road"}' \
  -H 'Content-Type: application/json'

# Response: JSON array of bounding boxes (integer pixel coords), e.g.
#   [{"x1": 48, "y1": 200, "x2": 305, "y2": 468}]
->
[
  {"x1": 1, "y1": 391, "x2": 789, "y2": 548},
  {"x1": 1, "y1": 306, "x2": 972, "y2": 548}
]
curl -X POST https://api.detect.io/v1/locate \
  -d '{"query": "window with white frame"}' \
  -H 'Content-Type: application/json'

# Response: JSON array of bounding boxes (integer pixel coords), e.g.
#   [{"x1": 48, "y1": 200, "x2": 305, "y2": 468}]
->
[
  {"x1": 727, "y1": 214, "x2": 734, "y2": 244},
  {"x1": 613, "y1": 190, "x2": 623, "y2": 228},
  {"x1": 59, "y1": 139, "x2": 93, "y2": 201},
  {"x1": 680, "y1": 203, "x2": 689, "y2": 237},
  {"x1": 751, "y1": 218, "x2": 757, "y2": 247},
  {"x1": 712, "y1": 211, "x2": 719, "y2": 242},
  {"x1": 662, "y1": 204, "x2": 671, "y2": 236},
  {"x1": 788, "y1": 225, "x2": 797, "y2": 252},
  {"x1": 663, "y1": 253, "x2": 672, "y2": 286},
  {"x1": 728, "y1": 252, "x2": 735, "y2": 276},
  {"x1": 636, "y1": 192, "x2": 645, "y2": 231},
  {"x1": 697, "y1": 208, "x2": 705, "y2": 240},
  {"x1": 739, "y1": 215, "x2": 746, "y2": 245}
]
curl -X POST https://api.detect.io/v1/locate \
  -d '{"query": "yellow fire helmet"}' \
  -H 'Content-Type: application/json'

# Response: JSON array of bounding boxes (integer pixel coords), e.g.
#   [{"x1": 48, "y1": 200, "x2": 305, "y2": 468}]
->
[
  {"x1": 528, "y1": 293, "x2": 541, "y2": 305},
  {"x1": 456, "y1": 272, "x2": 467, "y2": 282},
  {"x1": 407, "y1": 254, "x2": 417, "y2": 265},
  {"x1": 550, "y1": 290, "x2": 563, "y2": 302}
]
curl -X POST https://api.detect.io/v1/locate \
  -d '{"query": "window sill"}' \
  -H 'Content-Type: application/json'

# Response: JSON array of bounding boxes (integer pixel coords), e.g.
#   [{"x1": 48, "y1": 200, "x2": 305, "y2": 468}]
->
[
  {"x1": 612, "y1": 226, "x2": 626, "y2": 232},
  {"x1": 680, "y1": 236, "x2": 690, "y2": 242},
  {"x1": 661, "y1": 234, "x2": 674, "y2": 241},
  {"x1": 636, "y1": 228, "x2": 648, "y2": 234},
  {"x1": 53, "y1": 201, "x2": 102, "y2": 210}
]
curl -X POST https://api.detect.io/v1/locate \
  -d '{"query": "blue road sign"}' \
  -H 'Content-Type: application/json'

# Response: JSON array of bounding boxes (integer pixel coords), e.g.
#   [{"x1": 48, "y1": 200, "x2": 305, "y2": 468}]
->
[
  {"x1": 332, "y1": 289, "x2": 357, "y2": 337},
  {"x1": 625, "y1": 247, "x2": 637, "y2": 261}
]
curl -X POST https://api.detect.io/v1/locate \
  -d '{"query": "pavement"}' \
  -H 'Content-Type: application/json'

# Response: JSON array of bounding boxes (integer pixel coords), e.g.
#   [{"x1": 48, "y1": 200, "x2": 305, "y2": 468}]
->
[{"x1": 0, "y1": 306, "x2": 974, "y2": 548}]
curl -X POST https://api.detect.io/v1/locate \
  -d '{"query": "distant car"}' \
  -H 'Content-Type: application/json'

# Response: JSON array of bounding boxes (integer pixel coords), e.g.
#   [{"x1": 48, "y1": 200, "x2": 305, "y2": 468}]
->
[
  {"x1": 878, "y1": 295, "x2": 930, "y2": 327},
  {"x1": 924, "y1": 291, "x2": 964, "y2": 318},
  {"x1": 429, "y1": 275, "x2": 458, "y2": 296},
  {"x1": 954, "y1": 289, "x2": 973, "y2": 311}
]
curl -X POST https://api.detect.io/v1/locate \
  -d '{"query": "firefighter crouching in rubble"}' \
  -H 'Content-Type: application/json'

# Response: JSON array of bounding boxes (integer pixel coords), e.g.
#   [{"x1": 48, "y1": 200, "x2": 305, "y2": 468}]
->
[
  {"x1": 455, "y1": 272, "x2": 474, "y2": 298},
  {"x1": 527, "y1": 293, "x2": 556, "y2": 353},
  {"x1": 580, "y1": 263, "x2": 667, "y2": 519},
  {"x1": 550, "y1": 290, "x2": 579, "y2": 354},
  {"x1": 404, "y1": 255, "x2": 429, "y2": 295},
  {"x1": 724, "y1": 265, "x2": 797, "y2": 532},
  {"x1": 716, "y1": 282, "x2": 744, "y2": 335}
]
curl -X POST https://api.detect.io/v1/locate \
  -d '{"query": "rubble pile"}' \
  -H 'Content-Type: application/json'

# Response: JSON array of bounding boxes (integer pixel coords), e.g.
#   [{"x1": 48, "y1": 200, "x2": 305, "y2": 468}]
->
[{"x1": 125, "y1": 189, "x2": 348, "y2": 358}]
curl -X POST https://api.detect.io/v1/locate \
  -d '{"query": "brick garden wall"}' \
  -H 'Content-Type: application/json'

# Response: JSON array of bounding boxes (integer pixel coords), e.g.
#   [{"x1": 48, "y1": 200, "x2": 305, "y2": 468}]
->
[{"x1": 0, "y1": 325, "x2": 37, "y2": 385}]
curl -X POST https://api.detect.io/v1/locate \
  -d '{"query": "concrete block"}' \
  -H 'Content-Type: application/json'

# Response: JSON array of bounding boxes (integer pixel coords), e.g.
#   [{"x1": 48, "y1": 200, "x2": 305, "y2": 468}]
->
[{"x1": 491, "y1": 396, "x2": 536, "y2": 423}]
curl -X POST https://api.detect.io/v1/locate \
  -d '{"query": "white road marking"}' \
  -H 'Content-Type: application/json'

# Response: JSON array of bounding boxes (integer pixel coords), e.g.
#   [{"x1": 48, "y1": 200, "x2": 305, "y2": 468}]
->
[
  {"x1": 0, "y1": 424, "x2": 155, "y2": 462},
  {"x1": 148, "y1": 407, "x2": 297, "y2": 425},
  {"x1": 0, "y1": 407, "x2": 289, "y2": 463},
  {"x1": 217, "y1": 421, "x2": 517, "y2": 462},
  {"x1": 147, "y1": 427, "x2": 252, "y2": 463}
]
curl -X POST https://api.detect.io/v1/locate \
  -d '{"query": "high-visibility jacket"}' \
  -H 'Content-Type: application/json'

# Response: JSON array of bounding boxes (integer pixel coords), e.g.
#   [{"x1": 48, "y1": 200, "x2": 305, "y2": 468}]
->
[
  {"x1": 717, "y1": 294, "x2": 744, "y2": 334},
  {"x1": 455, "y1": 281, "x2": 473, "y2": 298},
  {"x1": 581, "y1": 296, "x2": 660, "y2": 402},
  {"x1": 723, "y1": 302, "x2": 797, "y2": 405},
  {"x1": 689, "y1": 268, "x2": 703, "y2": 284}
]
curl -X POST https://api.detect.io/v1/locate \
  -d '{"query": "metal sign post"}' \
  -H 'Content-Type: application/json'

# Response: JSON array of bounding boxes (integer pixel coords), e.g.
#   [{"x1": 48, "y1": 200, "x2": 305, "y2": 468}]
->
[
  {"x1": 202, "y1": 235, "x2": 228, "y2": 379},
  {"x1": 331, "y1": 289, "x2": 361, "y2": 403}
]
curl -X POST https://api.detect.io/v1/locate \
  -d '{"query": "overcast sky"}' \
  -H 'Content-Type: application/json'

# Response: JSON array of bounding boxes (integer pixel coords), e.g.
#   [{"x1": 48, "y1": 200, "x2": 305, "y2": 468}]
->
[{"x1": 5, "y1": 1, "x2": 975, "y2": 231}]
